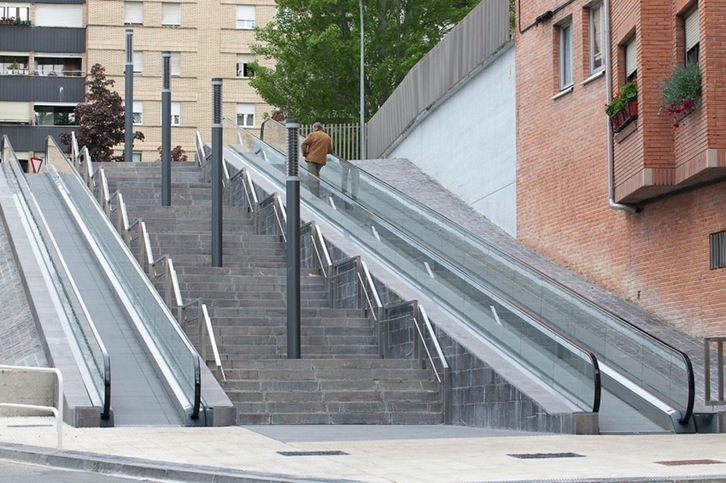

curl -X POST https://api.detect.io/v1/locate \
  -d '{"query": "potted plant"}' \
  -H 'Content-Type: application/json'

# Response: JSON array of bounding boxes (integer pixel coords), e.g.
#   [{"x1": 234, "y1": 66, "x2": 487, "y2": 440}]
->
[
  {"x1": 660, "y1": 62, "x2": 701, "y2": 129},
  {"x1": 606, "y1": 80, "x2": 638, "y2": 133},
  {"x1": 7, "y1": 60, "x2": 20, "y2": 74}
]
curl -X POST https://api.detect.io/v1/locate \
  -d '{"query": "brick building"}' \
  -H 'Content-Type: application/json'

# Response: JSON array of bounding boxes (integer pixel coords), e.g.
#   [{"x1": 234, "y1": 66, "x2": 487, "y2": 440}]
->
[{"x1": 514, "y1": 0, "x2": 726, "y2": 338}]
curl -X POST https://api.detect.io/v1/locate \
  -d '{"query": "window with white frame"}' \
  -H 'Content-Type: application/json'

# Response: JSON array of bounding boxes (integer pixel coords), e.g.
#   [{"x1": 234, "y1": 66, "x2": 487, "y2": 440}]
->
[
  {"x1": 559, "y1": 19, "x2": 573, "y2": 90},
  {"x1": 236, "y1": 54, "x2": 255, "y2": 78},
  {"x1": 133, "y1": 51, "x2": 143, "y2": 75},
  {"x1": 5, "y1": 6, "x2": 29, "y2": 21},
  {"x1": 132, "y1": 101, "x2": 143, "y2": 124},
  {"x1": 236, "y1": 5, "x2": 255, "y2": 29},
  {"x1": 124, "y1": 1, "x2": 143, "y2": 25},
  {"x1": 624, "y1": 37, "x2": 637, "y2": 82},
  {"x1": 171, "y1": 102, "x2": 180, "y2": 126},
  {"x1": 162, "y1": 3, "x2": 181, "y2": 26},
  {"x1": 35, "y1": 5, "x2": 83, "y2": 27},
  {"x1": 236, "y1": 103, "x2": 255, "y2": 127},
  {"x1": 170, "y1": 52, "x2": 181, "y2": 76},
  {"x1": 589, "y1": 4, "x2": 603, "y2": 74},
  {"x1": 684, "y1": 6, "x2": 699, "y2": 65}
]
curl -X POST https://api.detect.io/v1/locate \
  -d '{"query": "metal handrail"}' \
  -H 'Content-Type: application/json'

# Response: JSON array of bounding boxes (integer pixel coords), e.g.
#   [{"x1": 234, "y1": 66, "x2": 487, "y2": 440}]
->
[
  {"x1": 273, "y1": 193, "x2": 287, "y2": 241},
  {"x1": 704, "y1": 337, "x2": 725, "y2": 406},
  {"x1": 312, "y1": 223, "x2": 332, "y2": 277},
  {"x1": 0, "y1": 365, "x2": 64, "y2": 449},
  {"x1": 199, "y1": 302, "x2": 226, "y2": 381},
  {"x1": 414, "y1": 306, "x2": 449, "y2": 383}
]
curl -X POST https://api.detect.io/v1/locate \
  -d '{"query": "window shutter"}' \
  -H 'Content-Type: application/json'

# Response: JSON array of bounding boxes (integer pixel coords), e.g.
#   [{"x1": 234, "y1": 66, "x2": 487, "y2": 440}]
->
[
  {"x1": 236, "y1": 5, "x2": 255, "y2": 29},
  {"x1": 0, "y1": 102, "x2": 31, "y2": 123},
  {"x1": 125, "y1": 2, "x2": 143, "y2": 24},
  {"x1": 625, "y1": 39, "x2": 637, "y2": 78},
  {"x1": 685, "y1": 7, "x2": 699, "y2": 52},
  {"x1": 162, "y1": 3, "x2": 181, "y2": 26},
  {"x1": 170, "y1": 53, "x2": 181, "y2": 75},
  {"x1": 36, "y1": 5, "x2": 83, "y2": 27}
]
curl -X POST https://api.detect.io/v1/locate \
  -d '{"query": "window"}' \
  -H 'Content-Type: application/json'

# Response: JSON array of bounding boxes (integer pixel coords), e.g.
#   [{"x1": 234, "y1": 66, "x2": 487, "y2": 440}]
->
[
  {"x1": 236, "y1": 54, "x2": 255, "y2": 78},
  {"x1": 162, "y1": 3, "x2": 181, "y2": 27},
  {"x1": 5, "y1": 6, "x2": 29, "y2": 21},
  {"x1": 133, "y1": 52, "x2": 143, "y2": 75},
  {"x1": 236, "y1": 103, "x2": 255, "y2": 127},
  {"x1": 171, "y1": 102, "x2": 181, "y2": 126},
  {"x1": 35, "y1": 105, "x2": 76, "y2": 126},
  {"x1": 236, "y1": 5, "x2": 255, "y2": 29},
  {"x1": 35, "y1": 5, "x2": 83, "y2": 27},
  {"x1": 124, "y1": 1, "x2": 143, "y2": 25},
  {"x1": 35, "y1": 57, "x2": 82, "y2": 77},
  {"x1": 170, "y1": 52, "x2": 181, "y2": 76},
  {"x1": 684, "y1": 6, "x2": 699, "y2": 65},
  {"x1": 559, "y1": 20, "x2": 573, "y2": 89},
  {"x1": 589, "y1": 4, "x2": 603, "y2": 73},
  {"x1": 711, "y1": 230, "x2": 726, "y2": 270},
  {"x1": 133, "y1": 101, "x2": 143, "y2": 125},
  {"x1": 624, "y1": 37, "x2": 637, "y2": 82},
  {"x1": 132, "y1": 152, "x2": 142, "y2": 163}
]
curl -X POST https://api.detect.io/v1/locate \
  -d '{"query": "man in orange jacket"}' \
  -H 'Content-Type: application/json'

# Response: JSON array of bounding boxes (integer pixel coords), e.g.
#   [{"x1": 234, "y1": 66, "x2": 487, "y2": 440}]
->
[{"x1": 301, "y1": 122, "x2": 333, "y2": 196}]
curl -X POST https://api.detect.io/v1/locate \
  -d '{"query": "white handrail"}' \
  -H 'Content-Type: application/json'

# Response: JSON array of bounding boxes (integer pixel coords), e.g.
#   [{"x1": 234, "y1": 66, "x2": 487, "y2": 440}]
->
[
  {"x1": 200, "y1": 303, "x2": 225, "y2": 381},
  {"x1": 0, "y1": 365, "x2": 63, "y2": 449}
]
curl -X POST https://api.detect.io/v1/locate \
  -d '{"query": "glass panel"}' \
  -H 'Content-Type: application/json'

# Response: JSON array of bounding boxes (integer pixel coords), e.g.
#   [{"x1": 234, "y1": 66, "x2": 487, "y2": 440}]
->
[{"x1": 225, "y1": 120, "x2": 693, "y2": 418}]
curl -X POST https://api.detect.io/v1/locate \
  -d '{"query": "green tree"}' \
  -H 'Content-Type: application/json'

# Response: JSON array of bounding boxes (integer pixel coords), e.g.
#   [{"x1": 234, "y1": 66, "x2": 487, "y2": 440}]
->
[
  {"x1": 250, "y1": 0, "x2": 481, "y2": 125},
  {"x1": 60, "y1": 63, "x2": 144, "y2": 161}
]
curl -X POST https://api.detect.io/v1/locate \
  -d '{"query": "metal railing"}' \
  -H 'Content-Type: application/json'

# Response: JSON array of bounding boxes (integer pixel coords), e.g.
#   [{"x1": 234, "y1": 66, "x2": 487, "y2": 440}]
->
[
  {"x1": 705, "y1": 337, "x2": 725, "y2": 406},
  {"x1": 0, "y1": 365, "x2": 64, "y2": 449}
]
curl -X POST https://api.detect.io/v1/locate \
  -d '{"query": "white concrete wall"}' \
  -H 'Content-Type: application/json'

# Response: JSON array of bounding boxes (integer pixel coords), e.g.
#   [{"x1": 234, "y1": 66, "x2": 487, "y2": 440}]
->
[{"x1": 388, "y1": 45, "x2": 516, "y2": 237}]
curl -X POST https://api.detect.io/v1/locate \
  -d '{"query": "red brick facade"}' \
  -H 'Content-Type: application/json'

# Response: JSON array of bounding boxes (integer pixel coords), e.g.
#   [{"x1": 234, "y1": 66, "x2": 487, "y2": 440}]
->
[{"x1": 515, "y1": 0, "x2": 726, "y2": 338}]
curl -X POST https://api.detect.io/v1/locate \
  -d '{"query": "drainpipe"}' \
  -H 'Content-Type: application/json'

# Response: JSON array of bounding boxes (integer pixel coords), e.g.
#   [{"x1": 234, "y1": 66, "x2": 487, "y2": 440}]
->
[{"x1": 603, "y1": 0, "x2": 639, "y2": 213}]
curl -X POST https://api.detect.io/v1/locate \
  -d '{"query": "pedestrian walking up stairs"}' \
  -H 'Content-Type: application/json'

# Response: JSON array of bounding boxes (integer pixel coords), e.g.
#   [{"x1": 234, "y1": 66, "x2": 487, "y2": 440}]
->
[{"x1": 97, "y1": 161, "x2": 443, "y2": 425}]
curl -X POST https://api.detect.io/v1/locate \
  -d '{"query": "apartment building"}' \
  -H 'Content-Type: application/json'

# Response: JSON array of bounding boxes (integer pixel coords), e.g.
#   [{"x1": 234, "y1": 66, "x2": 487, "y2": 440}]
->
[
  {"x1": 86, "y1": 0, "x2": 276, "y2": 161},
  {"x1": 515, "y1": 0, "x2": 726, "y2": 338},
  {"x1": 0, "y1": 0, "x2": 85, "y2": 162},
  {"x1": 0, "y1": 0, "x2": 274, "y2": 162}
]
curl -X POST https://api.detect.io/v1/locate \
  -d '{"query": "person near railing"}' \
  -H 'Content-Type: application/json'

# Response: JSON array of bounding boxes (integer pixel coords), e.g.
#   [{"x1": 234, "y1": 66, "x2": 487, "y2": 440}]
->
[{"x1": 301, "y1": 121, "x2": 333, "y2": 196}]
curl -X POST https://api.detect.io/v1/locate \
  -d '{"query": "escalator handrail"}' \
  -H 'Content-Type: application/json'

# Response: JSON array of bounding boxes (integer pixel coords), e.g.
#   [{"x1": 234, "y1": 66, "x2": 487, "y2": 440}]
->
[{"x1": 227, "y1": 127, "x2": 603, "y2": 413}]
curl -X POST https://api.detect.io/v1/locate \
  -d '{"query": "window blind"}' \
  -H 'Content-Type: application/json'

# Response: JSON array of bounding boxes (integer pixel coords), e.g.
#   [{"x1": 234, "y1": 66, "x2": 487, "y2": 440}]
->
[{"x1": 685, "y1": 7, "x2": 699, "y2": 51}]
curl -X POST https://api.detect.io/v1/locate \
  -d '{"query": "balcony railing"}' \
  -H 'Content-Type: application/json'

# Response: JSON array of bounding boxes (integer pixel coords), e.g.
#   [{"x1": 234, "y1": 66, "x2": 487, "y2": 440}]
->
[{"x1": 2, "y1": 68, "x2": 83, "y2": 77}]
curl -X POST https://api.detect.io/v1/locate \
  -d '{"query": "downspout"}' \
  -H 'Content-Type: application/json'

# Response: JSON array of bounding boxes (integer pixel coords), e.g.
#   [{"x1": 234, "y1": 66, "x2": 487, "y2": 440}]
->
[{"x1": 603, "y1": 0, "x2": 640, "y2": 213}]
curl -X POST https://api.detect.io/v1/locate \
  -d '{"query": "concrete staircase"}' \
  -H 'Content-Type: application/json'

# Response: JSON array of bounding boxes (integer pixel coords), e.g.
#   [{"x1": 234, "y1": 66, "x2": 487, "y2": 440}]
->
[{"x1": 98, "y1": 161, "x2": 443, "y2": 425}]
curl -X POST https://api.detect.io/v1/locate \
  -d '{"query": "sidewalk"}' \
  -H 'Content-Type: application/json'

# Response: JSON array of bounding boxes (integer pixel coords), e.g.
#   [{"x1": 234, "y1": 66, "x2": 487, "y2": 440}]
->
[{"x1": 1, "y1": 417, "x2": 726, "y2": 482}]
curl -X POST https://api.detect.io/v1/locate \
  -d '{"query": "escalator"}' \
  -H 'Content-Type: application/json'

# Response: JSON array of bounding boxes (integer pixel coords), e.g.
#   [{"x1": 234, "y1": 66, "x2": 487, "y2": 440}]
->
[
  {"x1": 222, "y1": 123, "x2": 699, "y2": 434},
  {"x1": 0, "y1": 135, "x2": 222, "y2": 427}
]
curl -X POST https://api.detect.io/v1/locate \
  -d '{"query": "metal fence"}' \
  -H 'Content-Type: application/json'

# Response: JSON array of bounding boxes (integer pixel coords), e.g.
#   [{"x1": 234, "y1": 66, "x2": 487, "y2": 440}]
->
[
  {"x1": 300, "y1": 123, "x2": 362, "y2": 162},
  {"x1": 366, "y1": 0, "x2": 511, "y2": 158}
]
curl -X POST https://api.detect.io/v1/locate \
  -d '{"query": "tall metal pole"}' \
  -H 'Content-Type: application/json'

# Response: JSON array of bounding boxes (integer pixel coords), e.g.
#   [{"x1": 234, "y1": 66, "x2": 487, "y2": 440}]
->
[
  {"x1": 286, "y1": 118, "x2": 301, "y2": 359},
  {"x1": 359, "y1": 0, "x2": 366, "y2": 161},
  {"x1": 161, "y1": 52, "x2": 171, "y2": 206},
  {"x1": 211, "y1": 78, "x2": 223, "y2": 267},
  {"x1": 124, "y1": 29, "x2": 134, "y2": 163}
]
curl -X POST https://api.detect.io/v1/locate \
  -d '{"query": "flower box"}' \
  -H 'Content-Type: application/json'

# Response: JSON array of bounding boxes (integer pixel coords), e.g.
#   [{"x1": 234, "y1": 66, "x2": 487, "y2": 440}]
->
[{"x1": 610, "y1": 99, "x2": 638, "y2": 133}]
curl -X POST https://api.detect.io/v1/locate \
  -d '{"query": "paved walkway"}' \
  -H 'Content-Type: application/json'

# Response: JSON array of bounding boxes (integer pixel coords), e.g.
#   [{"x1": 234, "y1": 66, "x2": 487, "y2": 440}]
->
[{"x1": 1, "y1": 417, "x2": 726, "y2": 482}]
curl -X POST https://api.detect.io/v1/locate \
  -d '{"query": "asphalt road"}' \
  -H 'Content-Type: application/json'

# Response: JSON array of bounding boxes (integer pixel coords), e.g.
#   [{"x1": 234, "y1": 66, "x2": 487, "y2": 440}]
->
[{"x1": 0, "y1": 460, "x2": 161, "y2": 483}]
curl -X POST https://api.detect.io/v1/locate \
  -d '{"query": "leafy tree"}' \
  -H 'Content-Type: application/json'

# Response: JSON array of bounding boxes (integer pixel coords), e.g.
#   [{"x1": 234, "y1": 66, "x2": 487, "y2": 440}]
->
[
  {"x1": 250, "y1": 0, "x2": 481, "y2": 125},
  {"x1": 60, "y1": 64, "x2": 144, "y2": 161},
  {"x1": 157, "y1": 145, "x2": 189, "y2": 162}
]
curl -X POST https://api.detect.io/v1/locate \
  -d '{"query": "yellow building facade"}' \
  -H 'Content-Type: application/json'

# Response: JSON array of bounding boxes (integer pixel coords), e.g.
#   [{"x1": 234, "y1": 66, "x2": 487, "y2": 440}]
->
[{"x1": 86, "y1": 0, "x2": 276, "y2": 161}]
